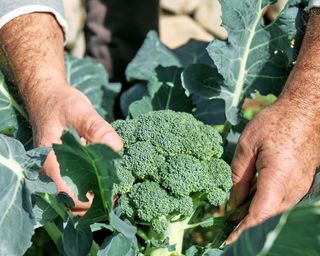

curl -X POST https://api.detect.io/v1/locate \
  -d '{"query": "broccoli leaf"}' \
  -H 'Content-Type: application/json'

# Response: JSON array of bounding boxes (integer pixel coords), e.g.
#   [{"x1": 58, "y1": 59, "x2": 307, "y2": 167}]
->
[
  {"x1": 0, "y1": 135, "x2": 52, "y2": 255},
  {"x1": 98, "y1": 233, "x2": 138, "y2": 256},
  {"x1": 120, "y1": 83, "x2": 148, "y2": 117},
  {"x1": 53, "y1": 130, "x2": 121, "y2": 225},
  {"x1": 223, "y1": 200, "x2": 320, "y2": 256},
  {"x1": 0, "y1": 72, "x2": 28, "y2": 136},
  {"x1": 32, "y1": 194, "x2": 59, "y2": 228},
  {"x1": 127, "y1": 66, "x2": 194, "y2": 118},
  {"x1": 152, "y1": 66, "x2": 193, "y2": 112},
  {"x1": 62, "y1": 216, "x2": 93, "y2": 256},
  {"x1": 65, "y1": 55, "x2": 121, "y2": 122},
  {"x1": 183, "y1": 0, "x2": 306, "y2": 125},
  {"x1": 173, "y1": 39, "x2": 213, "y2": 67},
  {"x1": 129, "y1": 96, "x2": 153, "y2": 118},
  {"x1": 109, "y1": 210, "x2": 137, "y2": 239},
  {"x1": 0, "y1": 72, "x2": 33, "y2": 147},
  {"x1": 125, "y1": 31, "x2": 181, "y2": 84}
]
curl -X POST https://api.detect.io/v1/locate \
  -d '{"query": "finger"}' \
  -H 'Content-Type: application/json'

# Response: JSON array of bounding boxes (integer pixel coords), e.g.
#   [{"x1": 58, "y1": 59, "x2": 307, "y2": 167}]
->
[
  {"x1": 226, "y1": 167, "x2": 286, "y2": 244},
  {"x1": 264, "y1": 1, "x2": 286, "y2": 21},
  {"x1": 71, "y1": 193, "x2": 93, "y2": 216},
  {"x1": 75, "y1": 109, "x2": 123, "y2": 152},
  {"x1": 229, "y1": 138, "x2": 257, "y2": 207}
]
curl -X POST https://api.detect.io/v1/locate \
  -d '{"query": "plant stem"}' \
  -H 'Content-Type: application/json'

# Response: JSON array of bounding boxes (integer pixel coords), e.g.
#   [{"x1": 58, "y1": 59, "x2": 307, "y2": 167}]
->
[
  {"x1": 137, "y1": 229, "x2": 150, "y2": 242},
  {"x1": 146, "y1": 217, "x2": 193, "y2": 256},
  {"x1": 88, "y1": 241, "x2": 100, "y2": 256},
  {"x1": 44, "y1": 222, "x2": 100, "y2": 256},
  {"x1": 221, "y1": 121, "x2": 232, "y2": 141},
  {"x1": 42, "y1": 193, "x2": 68, "y2": 220},
  {"x1": 185, "y1": 219, "x2": 213, "y2": 230},
  {"x1": 44, "y1": 222, "x2": 62, "y2": 244}
]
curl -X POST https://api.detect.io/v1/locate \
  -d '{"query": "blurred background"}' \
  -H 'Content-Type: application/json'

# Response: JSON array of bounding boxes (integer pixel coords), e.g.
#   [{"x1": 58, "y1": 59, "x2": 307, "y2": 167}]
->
[{"x1": 61, "y1": 0, "x2": 288, "y2": 98}]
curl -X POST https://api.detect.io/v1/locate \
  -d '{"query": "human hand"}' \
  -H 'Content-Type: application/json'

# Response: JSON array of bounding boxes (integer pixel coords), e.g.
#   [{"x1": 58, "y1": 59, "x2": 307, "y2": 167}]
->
[
  {"x1": 30, "y1": 85, "x2": 123, "y2": 215},
  {"x1": 226, "y1": 99, "x2": 320, "y2": 244}
]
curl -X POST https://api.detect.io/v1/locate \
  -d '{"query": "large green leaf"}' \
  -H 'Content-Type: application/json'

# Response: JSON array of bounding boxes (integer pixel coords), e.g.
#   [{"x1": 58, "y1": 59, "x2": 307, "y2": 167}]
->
[
  {"x1": 127, "y1": 66, "x2": 194, "y2": 118},
  {"x1": 120, "y1": 83, "x2": 148, "y2": 117},
  {"x1": 98, "y1": 233, "x2": 138, "y2": 256},
  {"x1": 183, "y1": 0, "x2": 306, "y2": 125},
  {"x1": 152, "y1": 66, "x2": 193, "y2": 112},
  {"x1": 125, "y1": 31, "x2": 181, "y2": 84},
  {"x1": 0, "y1": 72, "x2": 26, "y2": 135},
  {"x1": 0, "y1": 135, "x2": 52, "y2": 255},
  {"x1": 173, "y1": 39, "x2": 213, "y2": 67},
  {"x1": 63, "y1": 217, "x2": 93, "y2": 256},
  {"x1": 65, "y1": 55, "x2": 121, "y2": 122},
  {"x1": 223, "y1": 200, "x2": 320, "y2": 256},
  {"x1": 53, "y1": 130, "x2": 121, "y2": 225},
  {"x1": 0, "y1": 71, "x2": 33, "y2": 147},
  {"x1": 128, "y1": 96, "x2": 153, "y2": 118}
]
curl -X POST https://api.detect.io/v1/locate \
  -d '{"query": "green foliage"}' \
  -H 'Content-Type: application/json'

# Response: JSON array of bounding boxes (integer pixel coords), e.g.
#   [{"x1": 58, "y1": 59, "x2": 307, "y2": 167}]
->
[
  {"x1": 0, "y1": 135, "x2": 53, "y2": 255},
  {"x1": 0, "y1": 1, "x2": 317, "y2": 255},
  {"x1": 65, "y1": 55, "x2": 121, "y2": 122},
  {"x1": 183, "y1": 0, "x2": 305, "y2": 125},
  {"x1": 53, "y1": 130, "x2": 121, "y2": 225},
  {"x1": 224, "y1": 200, "x2": 320, "y2": 256}
]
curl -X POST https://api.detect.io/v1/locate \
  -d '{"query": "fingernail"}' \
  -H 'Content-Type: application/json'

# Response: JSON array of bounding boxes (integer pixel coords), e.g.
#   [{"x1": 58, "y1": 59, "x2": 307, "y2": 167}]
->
[{"x1": 103, "y1": 132, "x2": 123, "y2": 152}]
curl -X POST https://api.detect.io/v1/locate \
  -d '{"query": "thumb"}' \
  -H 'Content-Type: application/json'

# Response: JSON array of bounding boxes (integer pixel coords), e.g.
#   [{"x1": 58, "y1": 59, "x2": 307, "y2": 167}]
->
[
  {"x1": 229, "y1": 137, "x2": 257, "y2": 208},
  {"x1": 76, "y1": 109, "x2": 123, "y2": 152}
]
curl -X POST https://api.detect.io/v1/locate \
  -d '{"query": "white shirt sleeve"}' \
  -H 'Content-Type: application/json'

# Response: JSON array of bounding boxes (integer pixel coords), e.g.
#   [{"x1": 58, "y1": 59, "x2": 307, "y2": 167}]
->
[
  {"x1": 0, "y1": 1, "x2": 68, "y2": 41},
  {"x1": 306, "y1": 0, "x2": 320, "y2": 11}
]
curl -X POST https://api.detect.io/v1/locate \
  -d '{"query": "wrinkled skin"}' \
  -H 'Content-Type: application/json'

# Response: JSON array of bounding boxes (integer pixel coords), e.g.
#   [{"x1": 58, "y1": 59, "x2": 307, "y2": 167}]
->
[
  {"x1": 227, "y1": 8, "x2": 320, "y2": 244},
  {"x1": 227, "y1": 101, "x2": 320, "y2": 243}
]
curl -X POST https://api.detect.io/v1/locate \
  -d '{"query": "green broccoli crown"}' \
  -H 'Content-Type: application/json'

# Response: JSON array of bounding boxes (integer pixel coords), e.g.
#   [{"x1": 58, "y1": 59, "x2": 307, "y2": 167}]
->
[{"x1": 112, "y1": 110, "x2": 232, "y2": 232}]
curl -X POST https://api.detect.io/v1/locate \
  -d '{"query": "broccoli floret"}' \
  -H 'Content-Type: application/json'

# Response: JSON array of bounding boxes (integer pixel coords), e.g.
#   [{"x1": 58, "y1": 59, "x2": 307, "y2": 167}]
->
[
  {"x1": 124, "y1": 142, "x2": 165, "y2": 181},
  {"x1": 205, "y1": 158, "x2": 233, "y2": 192},
  {"x1": 151, "y1": 217, "x2": 170, "y2": 235},
  {"x1": 113, "y1": 160, "x2": 135, "y2": 194},
  {"x1": 129, "y1": 181, "x2": 174, "y2": 222},
  {"x1": 111, "y1": 110, "x2": 232, "y2": 256},
  {"x1": 160, "y1": 154, "x2": 205, "y2": 196},
  {"x1": 118, "y1": 193, "x2": 135, "y2": 218}
]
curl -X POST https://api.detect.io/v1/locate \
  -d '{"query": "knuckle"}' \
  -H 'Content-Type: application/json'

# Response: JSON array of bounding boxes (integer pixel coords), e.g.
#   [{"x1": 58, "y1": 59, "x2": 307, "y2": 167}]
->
[
  {"x1": 252, "y1": 210, "x2": 272, "y2": 223},
  {"x1": 87, "y1": 119, "x2": 108, "y2": 137},
  {"x1": 231, "y1": 171, "x2": 244, "y2": 185}
]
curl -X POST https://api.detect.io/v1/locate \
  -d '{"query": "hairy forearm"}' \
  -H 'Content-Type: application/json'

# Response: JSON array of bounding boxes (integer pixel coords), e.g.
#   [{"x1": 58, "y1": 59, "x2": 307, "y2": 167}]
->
[
  {"x1": 0, "y1": 13, "x2": 67, "y2": 121},
  {"x1": 279, "y1": 8, "x2": 320, "y2": 115}
]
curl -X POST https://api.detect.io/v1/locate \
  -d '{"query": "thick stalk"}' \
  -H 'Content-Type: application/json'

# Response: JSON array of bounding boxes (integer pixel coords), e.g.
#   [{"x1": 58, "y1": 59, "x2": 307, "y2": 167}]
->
[
  {"x1": 44, "y1": 222, "x2": 62, "y2": 244},
  {"x1": 147, "y1": 217, "x2": 192, "y2": 256}
]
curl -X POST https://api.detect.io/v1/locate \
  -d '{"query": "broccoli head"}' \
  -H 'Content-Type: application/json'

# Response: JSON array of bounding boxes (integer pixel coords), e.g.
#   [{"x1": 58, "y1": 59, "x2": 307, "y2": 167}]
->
[{"x1": 112, "y1": 110, "x2": 232, "y2": 255}]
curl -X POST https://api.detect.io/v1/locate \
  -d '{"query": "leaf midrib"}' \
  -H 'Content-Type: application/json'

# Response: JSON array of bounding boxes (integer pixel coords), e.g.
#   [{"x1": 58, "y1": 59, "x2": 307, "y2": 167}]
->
[
  {"x1": 0, "y1": 153, "x2": 24, "y2": 227},
  {"x1": 232, "y1": 0, "x2": 263, "y2": 108}
]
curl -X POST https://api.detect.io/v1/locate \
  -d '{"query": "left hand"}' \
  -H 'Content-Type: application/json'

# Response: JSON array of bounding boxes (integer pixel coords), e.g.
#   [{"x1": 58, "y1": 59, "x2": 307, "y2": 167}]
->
[{"x1": 226, "y1": 98, "x2": 320, "y2": 244}]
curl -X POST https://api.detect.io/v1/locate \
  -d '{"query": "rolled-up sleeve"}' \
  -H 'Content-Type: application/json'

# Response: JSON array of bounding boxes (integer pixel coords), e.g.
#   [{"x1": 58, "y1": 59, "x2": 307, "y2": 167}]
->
[
  {"x1": 0, "y1": 0, "x2": 67, "y2": 38},
  {"x1": 306, "y1": 0, "x2": 320, "y2": 11}
]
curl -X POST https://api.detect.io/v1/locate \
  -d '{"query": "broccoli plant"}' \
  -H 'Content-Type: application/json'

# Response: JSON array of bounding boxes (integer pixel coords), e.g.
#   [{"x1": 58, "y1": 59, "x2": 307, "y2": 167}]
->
[{"x1": 112, "y1": 110, "x2": 232, "y2": 256}]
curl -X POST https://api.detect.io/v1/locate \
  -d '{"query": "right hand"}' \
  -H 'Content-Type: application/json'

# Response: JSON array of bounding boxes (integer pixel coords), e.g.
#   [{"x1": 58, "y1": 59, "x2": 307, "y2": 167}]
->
[{"x1": 30, "y1": 85, "x2": 123, "y2": 215}]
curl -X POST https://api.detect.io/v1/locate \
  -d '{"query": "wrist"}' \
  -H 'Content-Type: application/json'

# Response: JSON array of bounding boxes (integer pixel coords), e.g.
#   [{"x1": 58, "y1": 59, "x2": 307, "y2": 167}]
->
[
  {"x1": 273, "y1": 92, "x2": 320, "y2": 130},
  {"x1": 25, "y1": 82, "x2": 70, "y2": 123}
]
